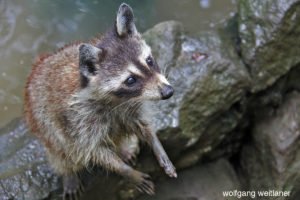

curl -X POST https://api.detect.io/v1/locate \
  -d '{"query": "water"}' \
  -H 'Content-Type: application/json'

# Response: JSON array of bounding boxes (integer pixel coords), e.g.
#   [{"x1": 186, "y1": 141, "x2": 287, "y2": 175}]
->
[{"x1": 0, "y1": 0, "x2": 236, "y2": 127}]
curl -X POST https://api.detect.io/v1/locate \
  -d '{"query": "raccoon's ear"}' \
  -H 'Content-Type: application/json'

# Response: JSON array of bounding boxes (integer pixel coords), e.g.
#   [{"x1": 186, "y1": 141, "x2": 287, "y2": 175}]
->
[
  {"x1": 116, "y1": 3, "x2": 137, "y2": 37},
  {"x1": 79, "y1": 43, "x2": 103, "y2": 78}
]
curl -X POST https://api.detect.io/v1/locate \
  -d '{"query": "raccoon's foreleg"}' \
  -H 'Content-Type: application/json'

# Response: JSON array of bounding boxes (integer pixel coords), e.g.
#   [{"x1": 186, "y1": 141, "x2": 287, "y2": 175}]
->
[
  {"x1": 137, "y1": 122, "x2": 177, "y2": 178},
  {"x1": 96, "y1": 147, "x2": 154, "y2": 195},
  {"x1": 151, "y1": 135, "x2": 177, "y2": 178}
]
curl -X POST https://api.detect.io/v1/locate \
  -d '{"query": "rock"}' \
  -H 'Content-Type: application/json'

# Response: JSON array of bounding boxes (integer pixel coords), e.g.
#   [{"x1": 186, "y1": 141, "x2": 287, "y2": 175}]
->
[
  {"x1": 0, "y1": 118, "x2": 60, "y2": 200},
  {"x1": 138, "y1": 159, "x2": 241, "y2": 200},
  {"x1": 240, "y1": 91, "x2": 300, "y2": 199},
  {"x1": 145, "y1": 21, "x2": 250, "y2": 167},
  {"x1": 238, "y1": 0, "x2": 300, "y2": 92}
]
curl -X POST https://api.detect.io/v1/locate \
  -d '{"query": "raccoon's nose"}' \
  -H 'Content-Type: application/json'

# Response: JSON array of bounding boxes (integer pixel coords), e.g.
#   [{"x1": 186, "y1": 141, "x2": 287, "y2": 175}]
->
[{"x1": 161, "y1": 85, "x2": 174, "y2": 100}]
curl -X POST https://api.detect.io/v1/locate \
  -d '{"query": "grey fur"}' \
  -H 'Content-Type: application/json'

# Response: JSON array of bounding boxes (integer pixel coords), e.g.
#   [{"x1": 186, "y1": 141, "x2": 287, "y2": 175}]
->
[
  {"x1": 116, "y1": 3, "x2": 137, "y2": 37},
  {"x1": 79, "y1": 44, "x2": 102, "y2": 75}
]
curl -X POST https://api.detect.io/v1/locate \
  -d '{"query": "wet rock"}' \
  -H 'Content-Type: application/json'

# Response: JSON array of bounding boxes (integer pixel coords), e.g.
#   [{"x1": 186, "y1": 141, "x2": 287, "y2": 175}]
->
[
  {"x1": 238, "y1": 0, "x2": 300, "y2": 92},
  {"x1": 0, "y1": 118, "x2": 59, "y2": 200},
  {"x1": 138, "y1": 159, "x2": 241, "y2": 200},
  {"x1": 145, "y1": 21, "x2": 250, "y2": 167},
  {"x1": 240, "y1": 91, "x2": 300, "y2": 199}
]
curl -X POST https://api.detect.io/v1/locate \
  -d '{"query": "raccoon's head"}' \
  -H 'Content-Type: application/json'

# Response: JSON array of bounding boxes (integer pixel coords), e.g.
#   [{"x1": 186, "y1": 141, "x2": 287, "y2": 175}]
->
[{"x1": 78, "y1": 3, "x2": 173, "y2": 103}]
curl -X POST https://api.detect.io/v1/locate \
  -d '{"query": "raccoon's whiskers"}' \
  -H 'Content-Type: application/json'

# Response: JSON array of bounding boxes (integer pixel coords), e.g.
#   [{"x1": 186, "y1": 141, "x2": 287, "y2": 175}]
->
[
  {"x1": 162, "y1": 62, "x2": 172, "y2": 79},
  {"x1": 129, "y1": 100, "x2": 141, "y2": 116},
  {"x1": 110, "y1": 99, "x2": 131, "y2": 113},
  {"x1": 162, "y1": 65, "x2": 167, "y2": 76}
]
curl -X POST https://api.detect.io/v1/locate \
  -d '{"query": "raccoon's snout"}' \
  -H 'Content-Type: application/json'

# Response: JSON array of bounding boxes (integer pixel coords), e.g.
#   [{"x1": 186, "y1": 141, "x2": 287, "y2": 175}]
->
[{"x1": 160, "y1": 84, "x2": 174, "y2": 100}]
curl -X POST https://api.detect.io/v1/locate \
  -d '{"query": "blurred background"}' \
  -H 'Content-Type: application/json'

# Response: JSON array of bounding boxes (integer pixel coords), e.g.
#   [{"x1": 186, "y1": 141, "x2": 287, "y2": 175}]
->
[{"x1": 0, "y1": 0, "x2": 236, "y2": 127}]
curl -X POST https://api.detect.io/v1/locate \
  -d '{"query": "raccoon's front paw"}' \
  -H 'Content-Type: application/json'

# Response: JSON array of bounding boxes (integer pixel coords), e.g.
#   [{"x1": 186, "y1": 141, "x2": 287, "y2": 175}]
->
[
  {"x1": 63, "y1": 174, "x2": 84, "y2": 200},
  {"x1": 119, "y1": 135, "x2": 139, "y2": 166},
  {"x1": 131, "y1": 170, "x2": 155, "y2": 195},
  {"x1": 158, "y1": 154, "x2": 177, "y2": 178},
  {"x1": 120, "y1": 149, "x2": 137, "y2": 166}
]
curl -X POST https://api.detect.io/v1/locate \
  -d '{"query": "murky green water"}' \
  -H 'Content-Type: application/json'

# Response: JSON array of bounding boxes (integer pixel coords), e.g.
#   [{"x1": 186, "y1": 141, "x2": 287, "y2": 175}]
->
[{"x1": 0, "y1": 0, "x2": 236, "y2": 127}]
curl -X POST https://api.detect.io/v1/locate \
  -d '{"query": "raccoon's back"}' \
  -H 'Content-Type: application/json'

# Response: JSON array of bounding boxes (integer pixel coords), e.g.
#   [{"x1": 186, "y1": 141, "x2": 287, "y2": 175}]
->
[{"x1": 24, "y1": 43, "x2": 82, "y2": 135}]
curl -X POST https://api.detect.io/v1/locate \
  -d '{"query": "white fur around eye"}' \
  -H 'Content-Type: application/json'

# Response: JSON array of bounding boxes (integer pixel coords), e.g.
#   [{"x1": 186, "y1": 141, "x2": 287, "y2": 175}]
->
[
  {"x1": 139, "y1": 41, "x2": 152, "y2": 66},
  {"x1": 100, "y1": 71, "x2": 131, "y2": 92},
  {"x1": 127, "y1": 64, "x2": 144, "y2": 77}
]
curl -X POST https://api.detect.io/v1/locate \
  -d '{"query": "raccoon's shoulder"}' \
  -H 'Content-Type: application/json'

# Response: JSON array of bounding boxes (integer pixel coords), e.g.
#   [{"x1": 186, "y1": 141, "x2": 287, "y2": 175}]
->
[{"x1": 26, "y1": 38, "x2": 101, "y2": 109}]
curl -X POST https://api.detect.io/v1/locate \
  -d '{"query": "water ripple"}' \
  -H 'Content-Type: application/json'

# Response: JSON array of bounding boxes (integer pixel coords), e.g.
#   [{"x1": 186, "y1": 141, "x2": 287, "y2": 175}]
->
[{"x1": 0, "y1": 1, "x2": 21, "y2": 46}]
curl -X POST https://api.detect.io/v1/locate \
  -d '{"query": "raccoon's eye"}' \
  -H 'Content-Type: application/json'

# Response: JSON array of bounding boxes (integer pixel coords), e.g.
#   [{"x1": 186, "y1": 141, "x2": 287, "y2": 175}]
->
[
  {"x1": 146, "y1": 56, "x2": 154, "y2": 67},
  {"x1": 125, "y1": 76, "x2": 136, "y2": 86}
]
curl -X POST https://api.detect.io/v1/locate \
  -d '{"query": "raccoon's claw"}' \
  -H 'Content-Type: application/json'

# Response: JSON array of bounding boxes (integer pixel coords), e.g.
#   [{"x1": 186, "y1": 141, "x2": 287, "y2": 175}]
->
[
  {"x1": 63, "y1": 174, "x2": 84, "y2": 200},
  {"x1": 135, "y1": 173, "x2": 155, "y2": 195},
  {"x1": 63, "y1": 191, "x2": 81, "y2": 200},
  {"x1": 158, "y1": 155, "x2": 177, "y2": 178},
  {"x1": 63, "y1": 184, "x2": 84, "y2": 200},
  {"x1": 130, "y1": 170, "x2": 155, "y2": 195},
  {"x1": 120, "y1": 149, "x2": 137, "y2": 166}
]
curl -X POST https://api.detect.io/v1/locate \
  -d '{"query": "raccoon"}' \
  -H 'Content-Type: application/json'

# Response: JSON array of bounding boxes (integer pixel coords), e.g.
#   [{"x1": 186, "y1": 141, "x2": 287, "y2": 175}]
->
[{"x1": 24, "y1": 3, "x2": 176, "y2": 199}]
